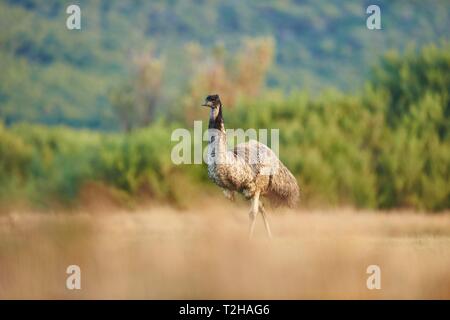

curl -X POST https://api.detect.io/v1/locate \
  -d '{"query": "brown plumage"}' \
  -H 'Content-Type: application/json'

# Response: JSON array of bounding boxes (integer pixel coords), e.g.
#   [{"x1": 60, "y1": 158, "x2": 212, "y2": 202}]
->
[{"x1": 202, "y1": 94, "x2": 300, "y2": 238}]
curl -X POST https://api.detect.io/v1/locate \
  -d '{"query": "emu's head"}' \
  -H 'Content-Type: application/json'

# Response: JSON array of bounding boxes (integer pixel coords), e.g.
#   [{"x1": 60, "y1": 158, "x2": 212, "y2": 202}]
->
[
  {"x1": 202, "y1": 94, "x2": 222, "y2": 109},
  {"x1": 202, "y1": 94, "x2": 224, "y2": 129}
]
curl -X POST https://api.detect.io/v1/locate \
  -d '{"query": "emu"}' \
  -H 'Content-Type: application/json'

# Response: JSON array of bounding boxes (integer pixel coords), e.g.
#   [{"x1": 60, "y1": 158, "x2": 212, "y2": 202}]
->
[{"x1": 202, "y1": 94, "x2": 299, "y2": 238}]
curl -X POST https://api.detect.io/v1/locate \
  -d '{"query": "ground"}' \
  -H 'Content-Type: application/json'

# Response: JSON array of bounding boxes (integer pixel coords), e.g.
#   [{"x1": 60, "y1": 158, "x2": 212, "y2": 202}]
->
[{"x1": 0, "y1": 204, "x2": 449, "y2": 299}]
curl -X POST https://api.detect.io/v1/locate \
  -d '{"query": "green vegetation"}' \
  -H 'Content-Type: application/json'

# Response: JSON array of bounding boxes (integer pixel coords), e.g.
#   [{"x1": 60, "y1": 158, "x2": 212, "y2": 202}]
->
[
  {"x1": 0, "y1": 121, "x2": 199, "y2": 209},
  {"x1": 0, "y1": 1, "x2": 449, "y2": 211},
  {"x1": 230, "y1": 43, "x2": 450, "y2": 210},
  {"x1": 0, "y1": 0, "x2": 449, "y2": 129},
  {"x1": 1, "y1": 44, "x2": 449, "y2": 211}
]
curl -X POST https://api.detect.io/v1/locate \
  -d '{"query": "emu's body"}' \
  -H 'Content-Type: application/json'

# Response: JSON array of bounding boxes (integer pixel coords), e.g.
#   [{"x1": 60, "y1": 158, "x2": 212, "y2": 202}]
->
[{"x1": 203, "y1": 95, "x2": 299, "y2": 238}]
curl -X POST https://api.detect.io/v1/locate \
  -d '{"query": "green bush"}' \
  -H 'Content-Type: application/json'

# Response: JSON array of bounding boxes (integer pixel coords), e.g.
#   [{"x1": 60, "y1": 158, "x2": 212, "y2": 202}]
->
[{"x1": 0, "y1": 44, "x2": 449, "y2": 211}]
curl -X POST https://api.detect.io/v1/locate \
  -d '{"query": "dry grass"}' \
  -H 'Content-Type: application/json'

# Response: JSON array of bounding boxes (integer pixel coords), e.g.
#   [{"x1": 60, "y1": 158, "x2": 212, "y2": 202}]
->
[{"x1": 1, "y1": 203, "x2": 450, "y2": 299}]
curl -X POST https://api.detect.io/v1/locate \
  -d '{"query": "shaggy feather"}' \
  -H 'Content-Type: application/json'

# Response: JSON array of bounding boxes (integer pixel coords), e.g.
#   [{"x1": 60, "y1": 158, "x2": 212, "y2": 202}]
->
[
  {"x1": 205, "y1": 96, "x2": 299, "y2": 208},
  {"x1": 233, "y1": 140, "x2": 299, "y2": 207}
]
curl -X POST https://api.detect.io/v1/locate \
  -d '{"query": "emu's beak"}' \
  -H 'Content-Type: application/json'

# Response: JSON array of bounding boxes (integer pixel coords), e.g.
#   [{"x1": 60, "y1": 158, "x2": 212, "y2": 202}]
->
[{"x1": 201, "y1": 103, "x2": 209, "y2": 108}]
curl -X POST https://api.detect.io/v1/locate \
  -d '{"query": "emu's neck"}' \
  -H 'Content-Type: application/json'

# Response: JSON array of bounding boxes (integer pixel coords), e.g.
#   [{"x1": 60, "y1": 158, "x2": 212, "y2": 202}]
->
[
  {"x1": 207, "y1": 105, "x2": 228, "y2": 164},
  {"x1": 208, "y1": 105, "x2": 225, "y2": 132}
]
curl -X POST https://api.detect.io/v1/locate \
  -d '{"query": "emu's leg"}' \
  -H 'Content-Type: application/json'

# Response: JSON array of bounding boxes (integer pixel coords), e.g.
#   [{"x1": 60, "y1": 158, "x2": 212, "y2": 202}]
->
[
  {"x1": 248, "y1": 191, "x2": 260, "y2": 238},
  {"x1": 259, "y1": 203, "x2": 273, "y2": 239}
]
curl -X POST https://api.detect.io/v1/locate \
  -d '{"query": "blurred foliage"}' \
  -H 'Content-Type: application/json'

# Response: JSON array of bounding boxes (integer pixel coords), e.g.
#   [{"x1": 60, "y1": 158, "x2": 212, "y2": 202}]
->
[
  {"x1": 183, "y1": 37, "x2": 275, "y2": 123},
  {"x1": 0, "y1": 0, "x2": 449, "y2": 129},
  {"x1": 1, "y1": 44, "x2": 449, "y2": 211},
  {"x1": 0, "y1": 120, "x2": 203, "y2": 209},
  {"x1": 109, "y1": 48, "x2": 165, "y2": 131},
  {"x1": 0, "y1": 1, "x2": 449, "y2": 211}
]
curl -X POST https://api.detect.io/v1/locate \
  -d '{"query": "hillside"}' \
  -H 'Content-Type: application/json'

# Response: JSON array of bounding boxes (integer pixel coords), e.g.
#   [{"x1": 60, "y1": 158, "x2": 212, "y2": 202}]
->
[{"x1": 0, "y1": 0, "x2": 449, "y2": 129}]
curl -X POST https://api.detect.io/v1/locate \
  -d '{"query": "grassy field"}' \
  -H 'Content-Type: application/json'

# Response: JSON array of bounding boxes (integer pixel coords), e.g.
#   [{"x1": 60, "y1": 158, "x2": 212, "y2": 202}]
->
[{"x1": 0, "y1": 202, "x2": 449, "y2": 299}]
